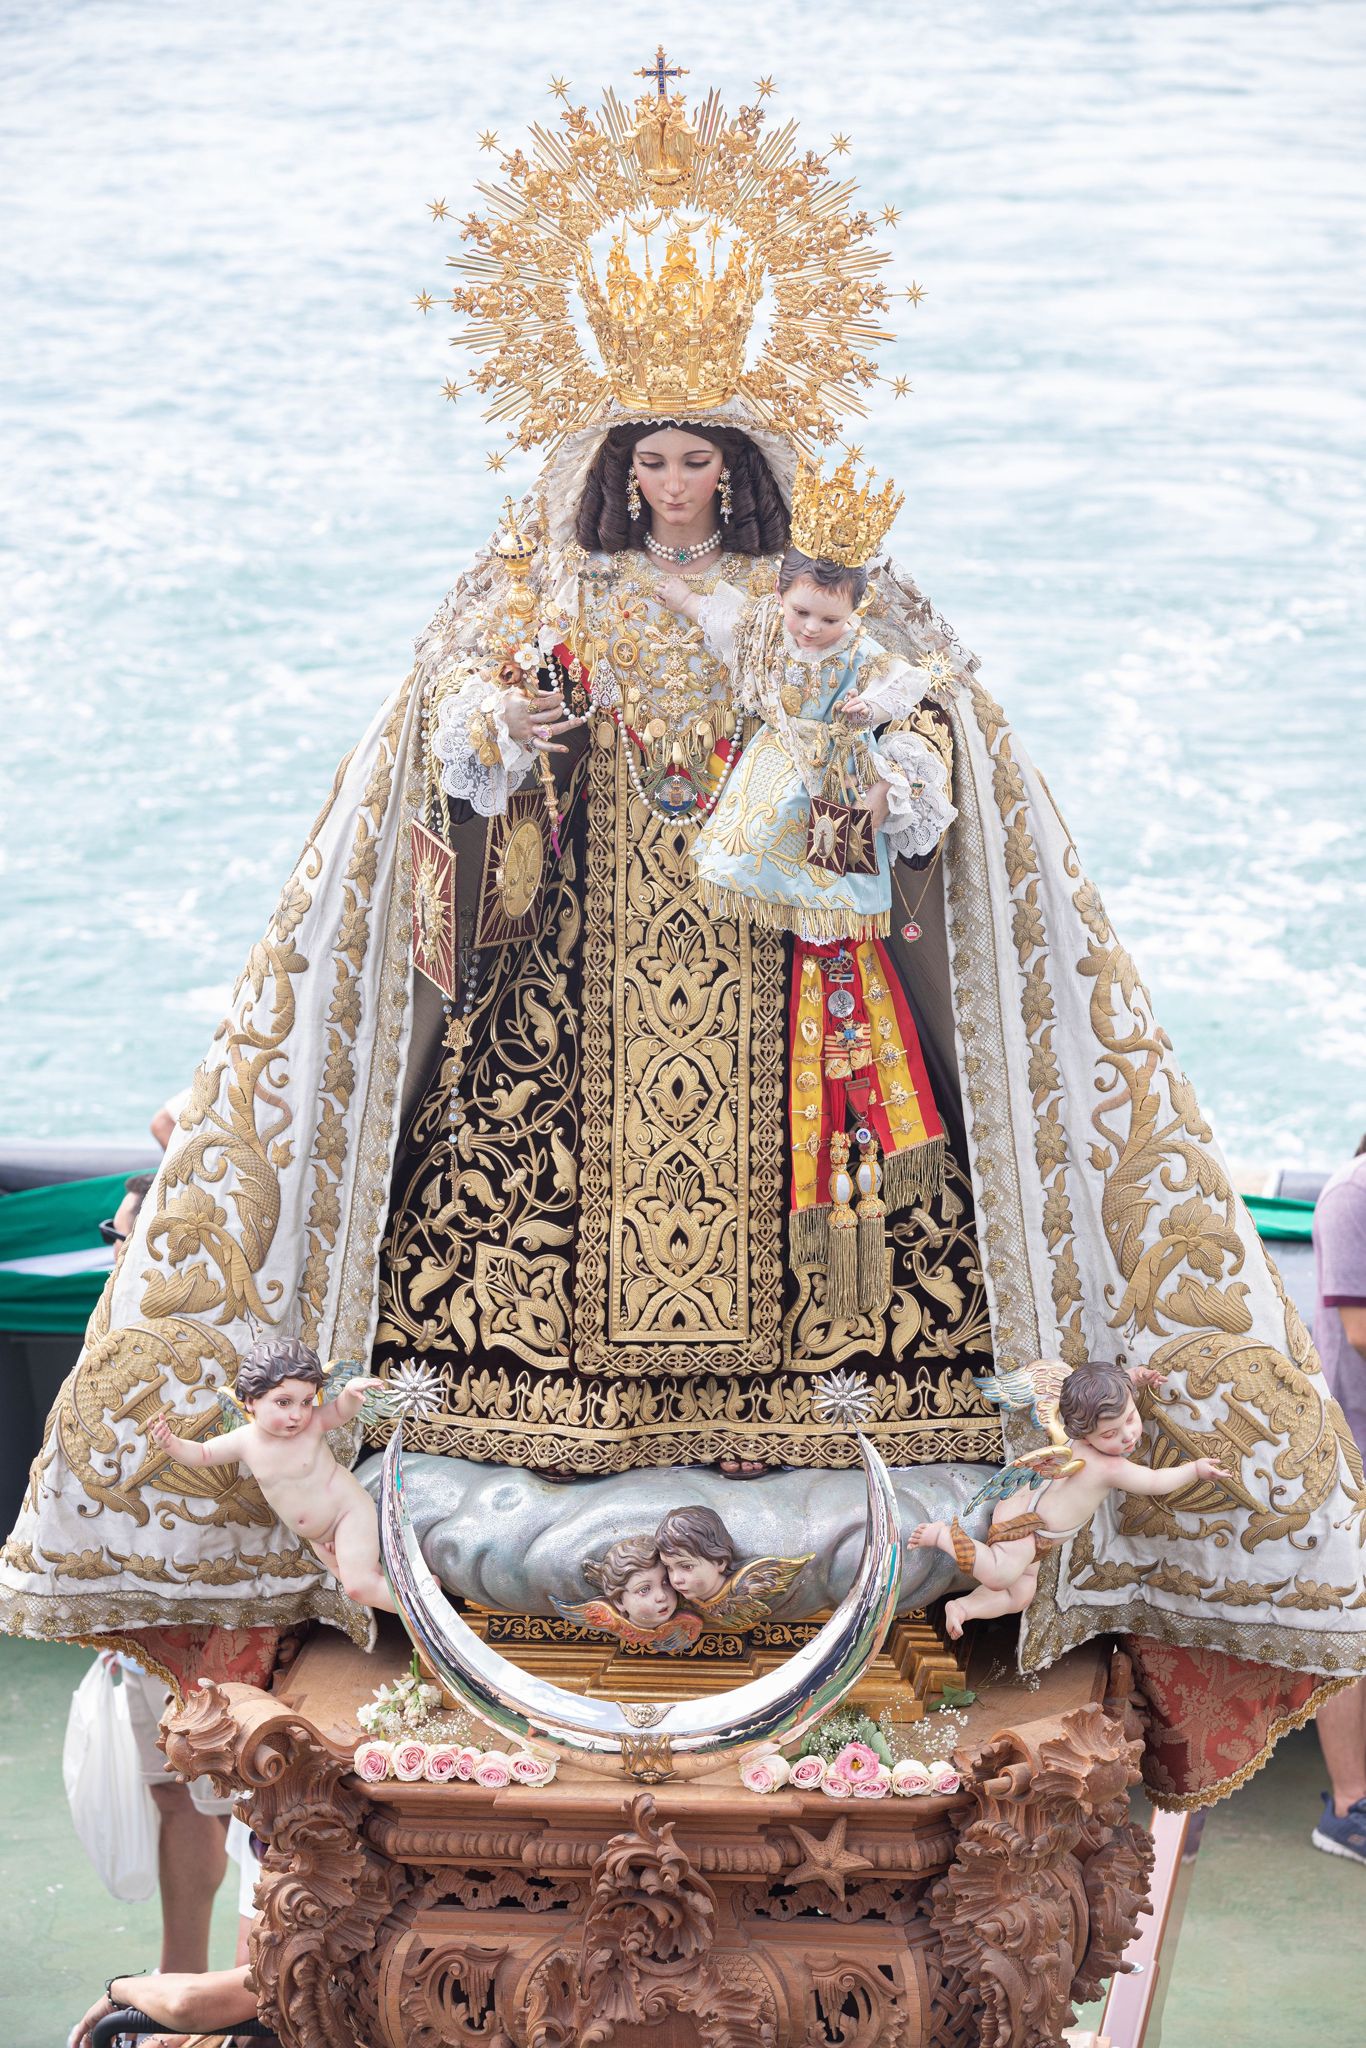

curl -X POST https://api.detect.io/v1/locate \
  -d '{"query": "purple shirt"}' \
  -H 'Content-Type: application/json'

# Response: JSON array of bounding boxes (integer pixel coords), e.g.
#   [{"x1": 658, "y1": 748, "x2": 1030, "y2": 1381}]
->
[{"x1": 1313, "y1": 1154, "x2": 1366, "y2": 1456}]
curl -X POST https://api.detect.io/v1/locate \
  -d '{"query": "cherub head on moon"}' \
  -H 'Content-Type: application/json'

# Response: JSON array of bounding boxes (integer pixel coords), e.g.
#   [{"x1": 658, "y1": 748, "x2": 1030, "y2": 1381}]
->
[{"x1": 554, "y1": 1505, "x2": 812, "y2": 1653}]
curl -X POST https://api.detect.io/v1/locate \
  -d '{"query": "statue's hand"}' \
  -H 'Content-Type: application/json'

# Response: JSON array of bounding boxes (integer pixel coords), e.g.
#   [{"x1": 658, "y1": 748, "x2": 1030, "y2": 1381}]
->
[{"x1": 504, "y1": 686, "x2": 571, "y2": 755}]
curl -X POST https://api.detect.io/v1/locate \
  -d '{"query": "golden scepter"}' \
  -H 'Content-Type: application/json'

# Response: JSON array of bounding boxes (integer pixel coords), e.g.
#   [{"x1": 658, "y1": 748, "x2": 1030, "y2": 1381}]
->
[{"x1": 489, "y1": 496, "x2": 565, "y2": 853}]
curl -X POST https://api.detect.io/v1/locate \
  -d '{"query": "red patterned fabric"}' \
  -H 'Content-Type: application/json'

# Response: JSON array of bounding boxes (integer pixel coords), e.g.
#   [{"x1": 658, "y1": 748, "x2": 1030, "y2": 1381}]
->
[
  {"x1": 1124, "y1": 1631, "x2": 1340, "y2": 1809},
  {"x1": 127, "y1": 1622, "x2": 283, "y2": 1703}
]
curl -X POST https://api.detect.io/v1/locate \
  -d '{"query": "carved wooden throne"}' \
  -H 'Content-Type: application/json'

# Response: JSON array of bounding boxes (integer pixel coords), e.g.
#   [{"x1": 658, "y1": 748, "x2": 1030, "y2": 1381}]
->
[{"x1": 164, "y1": 1630, "x2": 1152, "y2": 2048}]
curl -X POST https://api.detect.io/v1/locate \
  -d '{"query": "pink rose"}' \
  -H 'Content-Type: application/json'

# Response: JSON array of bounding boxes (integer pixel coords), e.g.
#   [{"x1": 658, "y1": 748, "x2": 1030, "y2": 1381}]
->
[
  {"x1": 891, "y1": 1758, "x2": 931, "y2": 1797},
  {"x1": 740, "y1": 1752, "x2": 791, "y2": 1796},
  {"x1": 391, "y1": 1740, "x2": 428, "y2": 1782},
  {"x1": 852, "y1": 1764, "x2": 892, "y2": 1799},
  {"x1": 473, "y1": 1749, "x2": 514, "y2": 1789},
  {"x1": 353, "y1": 1740, "x2": 393, "y2": 1783},
  {"x1": 927, "y1": 1760, "x2": 962, "y2": 1794},
  {"x1": 831, "y1": 1740, "x2": 883, "y2": 1786},
  {"x1": 423, "y1": 1744, "x2": 461, "y2": 1783},
  {"x1": 788, "y1": 1753, "x2": 828, "y2": 1791},
  {"x1": 510, "y1": 1751, "x2": 557, "y2": 1787},
  {"x1": 454, "y1": 1744, "x2": 481, "y2": 1782},
  {"x1": 822, "y1": 1771, "x2": 853, "y2": 1800}
]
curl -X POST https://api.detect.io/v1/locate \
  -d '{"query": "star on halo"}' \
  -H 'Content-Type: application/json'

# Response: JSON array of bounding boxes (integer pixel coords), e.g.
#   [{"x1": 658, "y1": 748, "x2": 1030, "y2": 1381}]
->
[
  {"x1": 786, "y1": 1817, "x2": 873, "y2": 1902},
  {"x1": 755, "y1": 75, "x2": 777, "y2": 97},
  {"x1": 413, "y1": 291, "x2": 434, "y2": 314},
  {"x1": 881, "y1": 205, "x2": 902, "y2": 227},
  {"x1": 829, "y1": 133, "x2": 852, "y2": 157},
  {"x1": 427, "y1": 198, "x2": 450, "y2": 220},
  {"x1": 812, "y1": 1368, "x2": 878, "y2": 1427},
  {"x1": 547, "y1": 75, "x2": 571, "y2": 98},
  {"x1": 486, "y1": 450, "x2": 508, "y2": 472},
  {"x1": 904, "y1": 282, "x2": 926, "y2": 305},
  {"x1": 842, "y1": 442, "x2": 865, "y2": 466},
  {"x1": 477, "y1": 128, "x2": 499, "y2": 152},
  {"x1": 890, "y1": 375, "x2": 912, "y2": 398},
  {"x1": 441, "y1": 380, "x2": 460, "y2": 402}
]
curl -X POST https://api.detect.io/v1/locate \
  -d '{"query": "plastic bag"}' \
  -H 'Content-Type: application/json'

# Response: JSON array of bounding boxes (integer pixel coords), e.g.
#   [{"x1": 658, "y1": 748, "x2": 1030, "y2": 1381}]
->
[{"x1": 62, "y1": 1656, "x2": 160, "y2": 1900}]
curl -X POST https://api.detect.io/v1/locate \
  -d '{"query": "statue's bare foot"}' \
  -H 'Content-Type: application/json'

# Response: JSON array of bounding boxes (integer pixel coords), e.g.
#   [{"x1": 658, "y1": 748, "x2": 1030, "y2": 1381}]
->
[
  {"x1": 943, "y1": 1597, "x2": 969, "y2": 1641},
  {"x1": 719, "y1": 1458, "x2": 772, "y2": 1478},
  {"x1": 909, "y1": 1520, "x2": 951, "y2": 1554}
]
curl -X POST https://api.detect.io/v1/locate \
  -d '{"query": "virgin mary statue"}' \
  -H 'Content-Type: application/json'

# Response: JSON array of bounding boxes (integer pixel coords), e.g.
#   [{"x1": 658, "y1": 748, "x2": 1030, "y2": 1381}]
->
[{"x1": 4, "y1": 54, "x2": 1364, "y2": 1798}]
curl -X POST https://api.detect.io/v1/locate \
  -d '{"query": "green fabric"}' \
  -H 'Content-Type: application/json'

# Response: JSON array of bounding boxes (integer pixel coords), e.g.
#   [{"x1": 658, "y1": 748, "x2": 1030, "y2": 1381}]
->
[
  {"x1": 1243, "y1": 1194, "x2": 1316, "y2": 1243},
  {"x1": 0, "y1": 1172, "x2": 133, "y2": 1334}
]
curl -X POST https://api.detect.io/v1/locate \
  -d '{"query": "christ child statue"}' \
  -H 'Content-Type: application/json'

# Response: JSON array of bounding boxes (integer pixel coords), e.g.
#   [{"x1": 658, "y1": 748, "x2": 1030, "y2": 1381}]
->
[
  {"x1": 910, "y1": 1359, "x2": 1230, "y2": 1640},
  {"x1": 150, "y1": 1336, "x2": 395, "y2": 1613},
  {"x1": 655, "y1": 460, "x2": 955, "y2": 942}
]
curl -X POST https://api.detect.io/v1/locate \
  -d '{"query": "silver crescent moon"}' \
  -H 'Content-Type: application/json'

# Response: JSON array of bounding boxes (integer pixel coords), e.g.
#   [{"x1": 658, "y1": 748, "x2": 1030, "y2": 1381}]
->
[{"x1": 379, "y1": 1425, "x2": 902, "y2": 1781}]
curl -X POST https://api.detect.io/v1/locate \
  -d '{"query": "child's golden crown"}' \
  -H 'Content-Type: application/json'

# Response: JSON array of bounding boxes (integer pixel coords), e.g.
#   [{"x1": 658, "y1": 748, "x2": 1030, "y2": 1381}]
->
[{"x1": 789, "y1": 453, "x2": 904, "y2": 568}]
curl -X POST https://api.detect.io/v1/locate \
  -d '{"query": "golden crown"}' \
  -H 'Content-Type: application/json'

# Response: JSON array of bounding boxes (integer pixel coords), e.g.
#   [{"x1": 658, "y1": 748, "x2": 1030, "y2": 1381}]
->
[
  {"x1": 789, "y1": 453, "x2": 904, "y2": 567},
  {"x1": 419, "y1": 49, "x2": 920, "y2": 461}
]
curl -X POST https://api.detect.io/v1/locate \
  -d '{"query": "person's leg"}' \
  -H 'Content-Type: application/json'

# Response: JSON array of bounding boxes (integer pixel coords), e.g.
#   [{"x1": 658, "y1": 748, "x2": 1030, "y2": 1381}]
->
[
  {"x1": 1316, "y1": 1675, "x2": 1366, "y2": 1813},
  {"x1": 148, "y1": 1781, "x2": 230, "y2": 1972}
]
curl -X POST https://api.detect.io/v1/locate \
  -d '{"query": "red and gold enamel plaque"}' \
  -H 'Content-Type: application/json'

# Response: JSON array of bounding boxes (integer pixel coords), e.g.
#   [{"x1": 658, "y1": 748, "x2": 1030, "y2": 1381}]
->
[{"x1": 410, "y1": 820, "x2": 458, "y2": 999}]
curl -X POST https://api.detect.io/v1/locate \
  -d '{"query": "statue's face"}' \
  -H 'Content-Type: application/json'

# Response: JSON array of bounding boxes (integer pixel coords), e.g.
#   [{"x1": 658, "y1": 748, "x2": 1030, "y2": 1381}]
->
[
  {"x1": 618, "y1": 1560, "x2": 676, "y2": 1626},
  {"x1": 631, "y1": 426, "x2": 724, "y2": 530},
  {"x1": 659, "y1": 1547, "x2": 727, "y2": 1601}
]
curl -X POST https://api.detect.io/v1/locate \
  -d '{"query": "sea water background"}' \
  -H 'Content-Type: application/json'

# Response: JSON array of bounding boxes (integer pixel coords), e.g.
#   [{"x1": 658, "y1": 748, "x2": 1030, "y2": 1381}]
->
[{"x1": 1, "y1": 0, "x2": 1363, "y2": 1162}]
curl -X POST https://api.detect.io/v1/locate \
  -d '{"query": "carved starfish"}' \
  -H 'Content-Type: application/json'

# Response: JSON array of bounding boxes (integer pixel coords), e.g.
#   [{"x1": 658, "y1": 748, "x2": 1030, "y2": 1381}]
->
[{"x1": 785, "y1": 1816, "x2": 873, "y2": 1901}]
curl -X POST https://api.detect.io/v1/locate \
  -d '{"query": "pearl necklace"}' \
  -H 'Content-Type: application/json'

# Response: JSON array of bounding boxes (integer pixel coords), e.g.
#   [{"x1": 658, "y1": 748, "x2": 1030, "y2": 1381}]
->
[
  {"x1": 644, "y1": 529, "x2": 723, "y2": 566},
  {"x1": 613, "y1": 704, "x2": 745, "y2": 822}
]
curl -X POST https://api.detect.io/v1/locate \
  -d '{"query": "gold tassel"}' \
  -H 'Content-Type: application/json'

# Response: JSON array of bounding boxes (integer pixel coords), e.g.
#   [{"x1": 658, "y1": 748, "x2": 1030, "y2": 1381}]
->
[
  {"x1": 826, "y1": 1130, "x2": 860, "y2": 1317},
  {"x1": 855, "y1": 1129, "x2": 890, "y2": 1313},
  {"x1": 880, "y1": 1132, "x2": 945, "y2": 1219},
  {"x1": 695, "y1": 877, "x2": 890, "y2": 942},
  {"x1": 789, "y1": 1201, "x2": 830, "y2": 1271}
]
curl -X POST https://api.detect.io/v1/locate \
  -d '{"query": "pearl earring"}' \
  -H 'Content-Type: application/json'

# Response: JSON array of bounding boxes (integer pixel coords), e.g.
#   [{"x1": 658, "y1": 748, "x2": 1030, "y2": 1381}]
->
[
  {"x1": 627, "y1": 467, "x2": 642, "y2": 520},
  {"x1": 719, "y1": 464, "x2": 733, "y2": 522}
]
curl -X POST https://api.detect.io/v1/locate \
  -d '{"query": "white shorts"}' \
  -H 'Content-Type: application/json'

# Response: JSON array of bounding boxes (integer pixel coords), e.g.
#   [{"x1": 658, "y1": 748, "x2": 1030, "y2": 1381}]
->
[
  {"x1": 226, "y1": 1815, "x2": 262, "y2": 1918},
  {"x1": 122, "y1": 1664, "x2": 237, "y2": 1818}
]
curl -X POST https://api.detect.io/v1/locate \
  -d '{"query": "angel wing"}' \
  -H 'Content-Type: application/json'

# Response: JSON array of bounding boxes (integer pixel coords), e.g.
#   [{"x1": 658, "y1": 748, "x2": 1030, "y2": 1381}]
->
[
  {"x1": 551, "y1": 1598, "x2": 703, "y2": 1655},
  {"x1": 208, "y1": 1386, "x2": 249, "y2": 1436},
  {"x1": 319, "y1": 1358, "x2": 399, "y2": 1426},
  {"x1": 699, "y1": 1552, "x2": 814, "y2": 1632},
  {"x1": 974, "y1": 1357, "x2": 1073, "y2": 1442},
  {"x1": 964, "y1": 1444, "x2": 1082, "y2": 1518}
]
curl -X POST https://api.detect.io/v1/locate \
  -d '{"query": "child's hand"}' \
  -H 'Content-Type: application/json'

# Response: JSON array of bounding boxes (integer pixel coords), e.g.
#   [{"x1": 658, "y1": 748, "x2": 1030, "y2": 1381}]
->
[
  {"x1": 657, "y1": 574, "x2": 692, "y2": 612},
  {"x1": 150, "y1": 1412, "x2": 174, "y2": 1451},
  {"x1": 840, "y1": 695, "x2": 871, "y2": 728},
  {"x1": 1193, "y1": 1455, "x2": 1231, "y2": 1483},
  {"x1": 1130, "y1": 1366, "x2": 1168, "y2": 1390}
]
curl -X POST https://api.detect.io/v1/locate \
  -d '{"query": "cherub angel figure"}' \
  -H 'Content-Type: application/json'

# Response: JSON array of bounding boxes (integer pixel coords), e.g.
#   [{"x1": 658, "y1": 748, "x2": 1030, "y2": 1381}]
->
[
  {"x1": 553, "y1": 1535, "x2": 705, "y2": 1655},
  {"x1": 910, "y1": 1357, "x2": 1230, "y2": 1640},
  {"x1": 150, "y1": 1336, "x2": 395, "y2": 1613},
  {"x1": 655, "y1": 1506, "x2": 812, "y2": 1631}
]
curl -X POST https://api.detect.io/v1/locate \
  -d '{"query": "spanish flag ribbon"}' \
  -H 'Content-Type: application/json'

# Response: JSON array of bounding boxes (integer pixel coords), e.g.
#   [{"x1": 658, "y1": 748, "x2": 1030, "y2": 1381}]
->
[{"x1": 789, "y1": 936, "x2": 944, "y2": 1300}]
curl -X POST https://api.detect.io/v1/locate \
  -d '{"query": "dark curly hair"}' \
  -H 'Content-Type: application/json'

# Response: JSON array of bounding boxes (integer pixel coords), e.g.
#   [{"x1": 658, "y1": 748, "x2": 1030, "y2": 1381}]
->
[
  {"x1": 778, "y1": 546, "x2": 868, "y2": 608},
  {"x1": 574, "y1": 422, "x2": 790, "y2": 556},
  {"x1": 237, "y1": 1336, "x2": 325, "y2": 1405},
  {"x1": 1057, "y1": 1361, "x2": 1135, "y2": 1441}
]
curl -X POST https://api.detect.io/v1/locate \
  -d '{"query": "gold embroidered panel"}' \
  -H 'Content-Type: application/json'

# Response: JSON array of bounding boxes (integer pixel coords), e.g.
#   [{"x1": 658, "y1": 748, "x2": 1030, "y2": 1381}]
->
[{"x1": 573, "y1": 723, "x2": 787, "y2": 1371}]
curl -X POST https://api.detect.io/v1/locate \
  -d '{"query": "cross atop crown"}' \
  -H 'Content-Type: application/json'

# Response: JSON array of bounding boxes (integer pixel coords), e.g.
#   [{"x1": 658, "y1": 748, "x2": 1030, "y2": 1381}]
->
[{"x1": 636, "y1": 45, "x2": 688, "y2": 98}]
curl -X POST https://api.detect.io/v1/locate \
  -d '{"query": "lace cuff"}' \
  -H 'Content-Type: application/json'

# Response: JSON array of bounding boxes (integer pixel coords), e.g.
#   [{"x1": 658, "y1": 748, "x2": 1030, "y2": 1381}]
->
[
  {"x1": 431, "y1": 672, "x2": 537, "y2": 817},
  {"x1": 696, "y1": 581, "x2": 749, "y2": 666},
  {"x1": 854, "y1": 654, "x2": 923, "y2": 725},
  {"x1": 871, "y1": 731, "x2": 957, "y2": 862}
]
